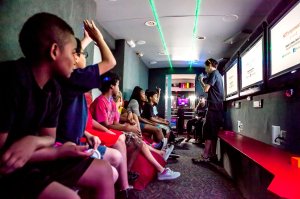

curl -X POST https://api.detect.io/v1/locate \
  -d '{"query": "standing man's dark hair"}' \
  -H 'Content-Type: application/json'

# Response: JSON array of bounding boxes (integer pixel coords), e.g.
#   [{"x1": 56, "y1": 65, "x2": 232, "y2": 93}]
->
[{"x1": 100, "y1": 71, "x2": 120, "y2": 93}]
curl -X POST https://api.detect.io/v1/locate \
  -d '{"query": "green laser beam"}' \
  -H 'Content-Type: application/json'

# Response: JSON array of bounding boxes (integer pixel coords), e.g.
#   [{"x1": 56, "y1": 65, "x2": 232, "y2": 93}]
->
[{"x1": 149, "y1": 0, "x2": 173, "y2": 68}]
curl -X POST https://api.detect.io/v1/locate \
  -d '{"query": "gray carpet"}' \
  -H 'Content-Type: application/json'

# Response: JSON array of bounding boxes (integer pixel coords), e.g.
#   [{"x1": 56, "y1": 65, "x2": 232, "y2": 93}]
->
[{"x1": 129, "y1": 140, "x2": 244, "y2": 199}]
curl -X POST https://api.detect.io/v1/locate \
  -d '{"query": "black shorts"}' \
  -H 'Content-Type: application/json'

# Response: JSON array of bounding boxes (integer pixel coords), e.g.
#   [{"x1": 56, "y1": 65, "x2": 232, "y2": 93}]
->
[
  {"x1": 0, "y1": 157, "x2": 94, "y2": 199},
  {"x1": 203, "y1": 110, "x2": 223, "y2": 140}
]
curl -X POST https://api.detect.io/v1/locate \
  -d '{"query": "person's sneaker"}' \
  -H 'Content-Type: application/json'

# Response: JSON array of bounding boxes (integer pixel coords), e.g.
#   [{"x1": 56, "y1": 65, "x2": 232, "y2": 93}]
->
[
  {"x1": 163, "y1": 145, "x2": 174, "y2": 161},
  {"x1": 162, "y1": 138, "x2": 168, "y2": 150},
  {"x1": 192, "y1": 155, "x2": 210, "y2": 164},
  {"x1": 157, "y1": 168, "x2": 180, "y2": 180},
  {"x1": 128, "y1": 171, "x2": 139, "y2": 183}
]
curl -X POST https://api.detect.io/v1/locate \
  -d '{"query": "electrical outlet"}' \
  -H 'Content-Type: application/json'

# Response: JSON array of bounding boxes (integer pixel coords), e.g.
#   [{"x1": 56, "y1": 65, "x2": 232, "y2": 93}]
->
[{"x1": 237, "y1": 120, "x2": 243, "y2": 132}]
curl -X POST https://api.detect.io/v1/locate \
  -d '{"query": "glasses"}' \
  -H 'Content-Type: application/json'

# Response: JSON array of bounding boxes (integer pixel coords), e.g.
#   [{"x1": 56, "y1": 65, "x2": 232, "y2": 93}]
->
[
  {"x1": 80, "y1": 51, "x2": 88, "y2": 58},
  {"x1": 74, "y1": 51, "x2": 88, "y2": 58}
]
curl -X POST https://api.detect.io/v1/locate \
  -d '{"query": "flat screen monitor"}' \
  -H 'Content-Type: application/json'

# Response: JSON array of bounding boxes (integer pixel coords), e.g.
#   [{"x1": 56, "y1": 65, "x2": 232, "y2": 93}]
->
[
  {"x1": 270, "y1": 2, "x2": 300, "y2": 77},
  {"x1": 177, "y1": 97, "x2": 190, "y2": 107},
  {"x1": 225, "y1": 62, "x2": 238, "y2": 96},
  {"x1": 241, "y1": 37, "x2": 263, "y2": 89}
]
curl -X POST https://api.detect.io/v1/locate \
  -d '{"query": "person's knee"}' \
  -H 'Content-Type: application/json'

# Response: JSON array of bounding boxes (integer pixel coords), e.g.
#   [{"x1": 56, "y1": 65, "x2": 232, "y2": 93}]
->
[
  {"x1": 111, "y1": 166, "x2": 119, "y2": 183},
  {"x1": 106, "y1": 149, "x2": 122, "y2": 168}
]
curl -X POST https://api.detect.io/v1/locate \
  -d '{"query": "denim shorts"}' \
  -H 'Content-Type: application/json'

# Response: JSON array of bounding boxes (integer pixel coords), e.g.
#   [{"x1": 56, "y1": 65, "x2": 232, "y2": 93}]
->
[{"x1": 97, "y1": 145, "x2": 107, "y2": 159}]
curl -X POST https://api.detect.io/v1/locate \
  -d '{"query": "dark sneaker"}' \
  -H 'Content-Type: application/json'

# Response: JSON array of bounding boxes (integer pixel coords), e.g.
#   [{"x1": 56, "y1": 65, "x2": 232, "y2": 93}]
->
[
  {"x1": 128, "y1": 171, "x2": 139, "y2": 183},
  {"x1": 192, "y1": 155, "x2": 210, "y2": 164}
]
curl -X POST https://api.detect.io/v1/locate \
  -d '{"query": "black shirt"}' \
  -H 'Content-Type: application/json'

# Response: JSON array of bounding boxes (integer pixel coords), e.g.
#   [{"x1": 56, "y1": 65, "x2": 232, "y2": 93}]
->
[
  {"x1": 206, "y1": 70, "x2": 224, "y2": 111},
  {"x1": 141, "y1": 102, "x2": 154, "y2": 119},
  {"x1": 0, "y1": 58, "x2": 61, "y2": 150}
]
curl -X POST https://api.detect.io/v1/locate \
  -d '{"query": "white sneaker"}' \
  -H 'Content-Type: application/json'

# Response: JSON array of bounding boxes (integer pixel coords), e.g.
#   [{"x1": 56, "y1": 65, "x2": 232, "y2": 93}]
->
[
  {"x1": 162, "y1": 138, "x2": 168, "y2": 150},
  {"x1": 157, "y1": 168, "x2": 180, "y2": 180},
  {"x1": 163, "y1": 145, "x2": 174, "y2": 161}
]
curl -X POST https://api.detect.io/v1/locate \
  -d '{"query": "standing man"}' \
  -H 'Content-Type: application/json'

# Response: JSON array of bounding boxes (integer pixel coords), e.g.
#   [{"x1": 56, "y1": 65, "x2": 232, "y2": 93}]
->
[{"x1": 192, "y1": 58, "x2": 224, "y2": 163}]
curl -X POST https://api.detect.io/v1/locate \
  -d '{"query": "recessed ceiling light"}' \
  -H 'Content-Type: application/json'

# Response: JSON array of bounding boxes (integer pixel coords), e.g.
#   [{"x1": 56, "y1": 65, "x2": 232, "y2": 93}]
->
[
  {"x1": 158, "y1": 51, "x2": 167, "y2": 55},
  {"x1": 149, "y1": 61, "x2": 157, "y2": 65},
  {"x1": 136, "y1": 40, "x2": 146, "y2": 45},
  {"x1": 145, "y1": 20, "x2": 157, "y2": 27},
  {"x1": 196, "y1": 36, "x2": 206, "y2": 40},
  {"x1": 222, "y1": 14, "x2": 239, "y2": 22}
]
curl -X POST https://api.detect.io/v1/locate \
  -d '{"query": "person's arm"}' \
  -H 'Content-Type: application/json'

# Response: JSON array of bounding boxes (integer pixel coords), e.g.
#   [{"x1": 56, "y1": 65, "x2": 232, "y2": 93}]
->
[
  {"x1": 92, "y1": 119, "x2": 116, "y2": 135},
  {"x1": 0, "y1": 128, "x2": 56, "y2": 174},
  {"x1": 84, "y1": 131, "x2": 101, "y2": 150},
  {"x1": 156, "y1": 87, "x2": 161, "y2": 104},
  {"x1": 83, "y1": 20, "x2": 116, "y2": 75},
  {"x1": 198, "y1": 74, "x2": 211, "y2": 93},
  {"x1": 149, "y1": 117, "x2": 169, "y2": 125},
  {"x1": 81, "y1": 29, "x2": 93, "y2": 49}
]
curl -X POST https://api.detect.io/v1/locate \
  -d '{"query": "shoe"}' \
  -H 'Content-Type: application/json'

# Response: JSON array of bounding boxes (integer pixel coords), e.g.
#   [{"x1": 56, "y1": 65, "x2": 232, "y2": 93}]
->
[
  {"x1": 185, "y1": 136, "x2": 192, "y2": 142},
  {"x1": 169, "y1": 153, "x2": 180, "y2": 159},
  {"x1": 209, "y1": 154, "x2": 218, "y2": 162},
  {"x1": 192, "y1": 155, "x2": 210, "y2": 164},
  {"x1": 162, "y1": 138, "x2": 168, "y2": 150},
  {"x1": 163, "y1": 145, "x2": 174, "y2": 161},
  {"x1": 117, "y1": 188, "x2": 132, "y2": 199},
  {"x1": 128, "y1": 171, "x2": 139, "y2": 183},
  {"x1": 157, "y1": 168, "x2": 180, "y2": 180},
  {"x1": 174, "y1": 137, "x2": 185, "y2": 144}
]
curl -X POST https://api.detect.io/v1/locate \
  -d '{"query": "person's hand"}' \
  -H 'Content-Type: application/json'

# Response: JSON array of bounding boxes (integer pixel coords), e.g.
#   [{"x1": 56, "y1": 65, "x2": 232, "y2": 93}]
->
[
  {"x1": 125, "y1": 124, "x2": 140, "y2": 135},
  {"x1": 56, "y1": 142, "x2": 93, "y2": 159},
  {"x1": 86, "y1": 135, "x2": 101, "y2": 150},
  {"x1": 0, "y1": 136, "x2": 38, "y2": 174},
  {"x1": 83, "y1": 20, "x2": 104, "y2": 42},
  {"x1": 83, "y1": 29, "x2": 93, "y2": 43},
  {"x1": 198, "y1": 74, "x2": 204, "y2": 82},
  {"x1": 127, "y1": 112, "x2": 134, "y2": 123},
  {"x1": 156, "y1": 86, "x2": 161, "y2": 94}
]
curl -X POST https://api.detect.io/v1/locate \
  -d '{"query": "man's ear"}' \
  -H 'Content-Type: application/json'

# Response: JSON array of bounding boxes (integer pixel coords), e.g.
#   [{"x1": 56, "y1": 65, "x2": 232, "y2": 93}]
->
[{"x1": 50, "y1": 43, "x2": 59, "y2": 61}]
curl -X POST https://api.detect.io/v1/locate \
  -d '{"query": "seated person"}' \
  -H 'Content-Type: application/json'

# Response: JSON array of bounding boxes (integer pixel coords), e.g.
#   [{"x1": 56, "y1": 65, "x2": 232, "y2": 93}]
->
[
  {"x1": 90, "y1": 72, "x2": 181, "y2": 180},
  {"x1": 114, "y1": 91, "x2": 140, "y2": 130},
  {"x1": 143, "y1": 90, "x2": 172, "y2": 137},
  {"x1": 55, "y1": 23, "x2": 132, "y2": 195},
  {"x1": 0, "y1": 13, "x2": 114, "y2": 199},
  {"x1": 186, "y1": 96, "x2": 207, "y2": 142},
  {"x1": 127, "y1": 86, "x2": 166, "y2": 149}
]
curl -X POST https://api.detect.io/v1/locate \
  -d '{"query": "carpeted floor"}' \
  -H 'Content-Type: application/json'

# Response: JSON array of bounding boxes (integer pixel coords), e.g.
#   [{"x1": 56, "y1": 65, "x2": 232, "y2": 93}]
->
[{"x1": 129, "y1": 139, "x2": 244, "y2": 199}]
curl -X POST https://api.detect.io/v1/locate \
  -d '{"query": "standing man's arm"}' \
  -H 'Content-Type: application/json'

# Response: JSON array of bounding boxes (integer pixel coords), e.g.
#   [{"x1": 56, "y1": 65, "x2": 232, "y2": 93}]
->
[{"x1": 198, "y1": 74, "x2": 210, "y2": 93}]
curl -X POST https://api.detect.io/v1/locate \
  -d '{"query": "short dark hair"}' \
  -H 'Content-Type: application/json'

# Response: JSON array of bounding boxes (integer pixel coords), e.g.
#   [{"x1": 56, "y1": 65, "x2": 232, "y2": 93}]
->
[
  {"x1": 205, "y1": 58, "x2": 218, "y2": 68},
  {"x1": 100, "y1": 71, "x2": 120, "y2": 93},
  {"x1": 19, "y1": 12, "x2": 74, "y2": 62},
  {"x1": 74, "y1": 37, "x2": 82, "y2": 55},
  {"x1": 146, "y1": 90, "x2": 157, "y2": 101}
]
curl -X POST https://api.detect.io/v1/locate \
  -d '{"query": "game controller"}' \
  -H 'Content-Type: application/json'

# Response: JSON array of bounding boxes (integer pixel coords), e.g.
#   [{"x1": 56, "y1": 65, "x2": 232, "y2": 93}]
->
[{"x1": 86, "y1": 149, "x2": 101, "y2": 159}]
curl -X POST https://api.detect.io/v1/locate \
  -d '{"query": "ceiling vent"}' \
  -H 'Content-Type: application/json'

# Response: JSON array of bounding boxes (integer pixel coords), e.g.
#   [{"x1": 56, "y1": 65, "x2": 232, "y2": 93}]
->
[{"x1": 224, "y1": 29, "x2": 252, "y2": 44}]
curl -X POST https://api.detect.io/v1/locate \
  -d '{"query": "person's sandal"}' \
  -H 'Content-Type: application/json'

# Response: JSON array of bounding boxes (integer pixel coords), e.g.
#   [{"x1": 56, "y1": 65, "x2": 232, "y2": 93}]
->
[{"x1": 192, "y1": 155, "x2": 210, "y2": 164}]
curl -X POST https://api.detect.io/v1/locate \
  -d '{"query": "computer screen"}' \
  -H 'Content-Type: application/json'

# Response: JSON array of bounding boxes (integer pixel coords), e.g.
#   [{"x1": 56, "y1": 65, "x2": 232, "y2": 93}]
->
[
  {"x1": 270, "y1": 2, "x2": 300, "y2": 77},
  {"x1": 177, "y1": 97, "x2": 190, "y2": 107},
  {"x1": 225, "y1": 62, "x2": 238, "y2": 96},
  {"x1": 241, "y1": 37, "x2": 263, "y2": 89}
]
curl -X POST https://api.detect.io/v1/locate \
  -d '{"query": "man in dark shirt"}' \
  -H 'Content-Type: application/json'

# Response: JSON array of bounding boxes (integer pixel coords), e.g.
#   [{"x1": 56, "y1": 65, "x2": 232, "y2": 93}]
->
[
  {"x1": 192, "y1": 58, "x2": 224, "y2": 163},
  {"x1": 186, "y1": 96, "x2": 207, "y2": 142},
  {"x1": 0, "y1": 13, "x2": 114, "y2": 198}
]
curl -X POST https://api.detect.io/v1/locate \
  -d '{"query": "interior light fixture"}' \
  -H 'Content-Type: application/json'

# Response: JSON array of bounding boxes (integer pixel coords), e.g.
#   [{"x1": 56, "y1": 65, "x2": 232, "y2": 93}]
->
[
  {"x1": 145, "y1": 20, "x2": 157, "y2": 27},
  {"x1": 149, "y1": 0, "x2": 173, "y2": 68},
  {"x1": 189, "y1": 0, "x2": 202, "y2": 68},
  {"x1": 149, "y1": 60, "x2": 157, "y2": 64},
  {"x1": 222, "y1": 14, "x2": 239, "y2": 22},
  {"x1": 136, "y1": 40, "x2": 146, "y2": 45}
]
